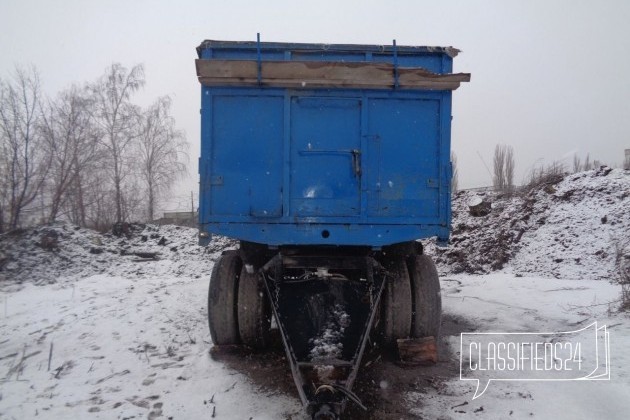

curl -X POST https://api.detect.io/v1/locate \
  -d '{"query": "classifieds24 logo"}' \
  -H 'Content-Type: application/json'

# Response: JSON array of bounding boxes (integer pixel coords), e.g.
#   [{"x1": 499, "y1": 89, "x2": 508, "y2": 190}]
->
[{"x1": 460, "y1": 322, "x2": 610, "y2": 399}]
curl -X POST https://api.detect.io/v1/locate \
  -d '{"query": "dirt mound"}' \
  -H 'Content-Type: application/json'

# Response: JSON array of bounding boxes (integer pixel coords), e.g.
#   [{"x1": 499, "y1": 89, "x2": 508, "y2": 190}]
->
[
  {"x1": 428, "y1": 168, "x2": 629, "y2": 281},
  {"x1": 512, "y1": 168, "x2": 629, "y2": 280},
  {"x1": 428, "y1": 189, "x2": 525, "y2": 274},
  {"x1": 2, "y1": 168, "x2": 627, "y2": 285},
  {"x1": 0, "y1": 223, "x2": 236, "y2": 286}
]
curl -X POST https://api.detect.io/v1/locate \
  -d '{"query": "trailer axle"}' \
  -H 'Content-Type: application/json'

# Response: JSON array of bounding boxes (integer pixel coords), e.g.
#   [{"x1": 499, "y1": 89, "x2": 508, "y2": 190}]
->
[{"x1": 260, "y1": 252, "x2": 387, "y2": 418}]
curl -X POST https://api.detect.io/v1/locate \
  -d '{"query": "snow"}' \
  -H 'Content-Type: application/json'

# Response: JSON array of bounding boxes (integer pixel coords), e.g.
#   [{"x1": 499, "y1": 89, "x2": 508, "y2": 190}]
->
[
  {"x1": 430, "y1": 168, "x2": 629, "y2": 280},
  {"x1": 511, "y1": 169, "x2": 629, "y2": 280},
  {"x1": 467, "y1": 196, "x2": 483, "y2": 207},
  {"x1": 0, "y1": 225, "x2": 302, "y2": 419},
  {"x1": 308, "y1": 304, "x2": 350, "y2": 362},
  {"x1": 411, "y1": 273, "x2": 630, "y2": 419},
  {"x1": 0, "y1": 224, "x2": 236, "y2": 287},
  {"x1": 0, "y1": 272, "x2": 302, "y2": 419},
  {"x1": 4, "y1": 268, "x2": 627, "y2": 419},
  {"x1": 1, "y1": 168, "x2": 629, "y2": 419}
]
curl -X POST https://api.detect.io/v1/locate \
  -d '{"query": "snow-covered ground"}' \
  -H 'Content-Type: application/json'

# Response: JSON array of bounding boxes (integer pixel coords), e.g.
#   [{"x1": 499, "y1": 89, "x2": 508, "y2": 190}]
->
[
  {"x1": 1, "y1": 168, "x2": 629, "y2": 419},
  {"x1": 431, "y1": 168, "x2": 629, "y2": 281},
  {"x1": 1, "y1": 268, "x2": 628, "y2": 419},
  {"x1": 414, "y1": 272, "x2": 630, "y2": 419},
  {"x1": 0, "y1": 272, "x2": 302, "y2": 419}
]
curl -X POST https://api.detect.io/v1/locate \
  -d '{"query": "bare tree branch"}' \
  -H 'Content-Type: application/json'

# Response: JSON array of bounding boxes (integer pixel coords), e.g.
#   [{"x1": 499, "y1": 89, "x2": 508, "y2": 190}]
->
[
  {"x1": 39, "y1": 85, "x2": 99, "y2": 223},
  {"x1": 137, "y1": 96, "x2": 188, "y2": 221},
  {"x1": 88, "y1": 63, "x2": 145, "y2": 223},
  {"x1": 0, "y1": 66, "x2": 48, "y2": 231}
]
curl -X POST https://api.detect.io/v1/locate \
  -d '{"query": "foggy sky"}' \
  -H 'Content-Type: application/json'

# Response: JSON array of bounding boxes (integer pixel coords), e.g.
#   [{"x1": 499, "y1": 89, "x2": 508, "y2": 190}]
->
[{"x1": 1, "y1": 0, "x2": 628, "y2": 211}]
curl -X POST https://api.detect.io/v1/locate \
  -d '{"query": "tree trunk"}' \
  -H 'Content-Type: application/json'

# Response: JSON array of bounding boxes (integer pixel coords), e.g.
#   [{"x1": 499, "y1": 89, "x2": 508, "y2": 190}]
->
[
  {"x1": 147, "y1": 181, "x2": 154, "y2": 222},
  {"x1": 72, "y1": 156, "x2": 86, "y2": 227},
  {"x1": 112, "y1": 140, "x2": 123, "y2": 223}
]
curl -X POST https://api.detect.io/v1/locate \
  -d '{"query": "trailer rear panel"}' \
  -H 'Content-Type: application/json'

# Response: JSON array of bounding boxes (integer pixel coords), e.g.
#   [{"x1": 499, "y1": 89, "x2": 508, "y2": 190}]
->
[{"x1": 196, "y1": 40, "x2": 469, "y2": 246}]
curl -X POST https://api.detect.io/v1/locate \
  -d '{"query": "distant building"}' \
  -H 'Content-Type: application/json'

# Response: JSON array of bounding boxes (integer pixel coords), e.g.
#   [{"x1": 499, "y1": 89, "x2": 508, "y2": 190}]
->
[
  {"x1": 626, "y1": 149, "x2": 630, "y2": 169},
  {"x1": 155, "y1": 211, "x2": 198, "y2": 227},
  {"x1": 163, "y1": 211, "x2": 198, "y2": 221}
]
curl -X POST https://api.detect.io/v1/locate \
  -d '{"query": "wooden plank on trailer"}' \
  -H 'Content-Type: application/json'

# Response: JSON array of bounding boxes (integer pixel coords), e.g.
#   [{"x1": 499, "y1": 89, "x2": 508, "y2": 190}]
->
[{"x1": 196, "y1": 59, "x2": 470, "y2": 90}]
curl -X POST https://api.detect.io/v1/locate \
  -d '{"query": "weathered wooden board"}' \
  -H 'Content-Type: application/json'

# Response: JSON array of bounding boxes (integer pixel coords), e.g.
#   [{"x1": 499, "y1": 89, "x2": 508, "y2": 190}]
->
[
  {"x1": 397, "y1": 336, "x2": 438, "y2": 366},
  {"x1": 196, "y1": 59, "x2": 470, "y2": 90}
]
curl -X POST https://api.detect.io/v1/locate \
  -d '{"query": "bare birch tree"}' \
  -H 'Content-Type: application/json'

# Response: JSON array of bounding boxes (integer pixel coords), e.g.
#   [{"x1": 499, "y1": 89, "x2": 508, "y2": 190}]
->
[
  {"x1": 573, "y1": 154, "x2": 582, "y2": 173},
  {"x1": 493, "y1": 145, "x2": 506, "y2": 190},
  {"x1": 1, "y1": 62, "x2": 187, "y2": 230},
  {"x1": 83, "y1": 179, "x2": 116, "y2": 231},
  {"x1": 505, "y1": 146, "x2": 515, "y2": 191},
  {"x1": 39, "y1": 85, "x2": 98, "y2": 223},
  {"x1": 493, "y1": 144, "x2": 515, "y2": 192},
  {"x1": 65, "y1": 126, "x2": 105, "y2": 227},
  {"x1": 89, "y1": 63, "x2": 144, "y2": 223},
  {"x1": 450, "y1": 151, "x2": 459, "y2": 193},
  {"x1": 0, "y1": 66, "x2": 48, "y2": 231},
  {"x1": 137, "y1": 96, "x2": 188, "y2": 221},
  {"x1": 584, "y1": 153, "x2": 591, "y2": 171}
]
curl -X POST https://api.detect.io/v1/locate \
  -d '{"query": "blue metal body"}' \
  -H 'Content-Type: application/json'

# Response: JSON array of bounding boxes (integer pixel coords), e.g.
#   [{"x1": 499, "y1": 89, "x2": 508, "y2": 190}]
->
[{"x1": 197, "y1": 41, "x2": 457, "y2": 247}]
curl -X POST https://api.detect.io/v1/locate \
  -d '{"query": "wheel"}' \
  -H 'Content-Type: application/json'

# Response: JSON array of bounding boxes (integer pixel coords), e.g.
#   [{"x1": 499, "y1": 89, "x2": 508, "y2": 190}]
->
[
  {"x1": 208, "y1": 250, "x2": 242, "y2": 345},
  {"x1": 237, "y1": 267, "x2": 271, "y2": 349},
  {"x1": 407, "y1": 254, "x2": 442, "y2": 340},
  {"x1": 380, "y1": 258, "x2": 412, "y2": 346}
]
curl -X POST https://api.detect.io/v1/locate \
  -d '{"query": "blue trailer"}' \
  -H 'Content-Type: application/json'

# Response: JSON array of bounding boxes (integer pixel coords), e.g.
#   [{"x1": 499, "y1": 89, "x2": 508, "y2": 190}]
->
[{"x1": 196, "y1": 38, "x2": 469, "y2": 419}]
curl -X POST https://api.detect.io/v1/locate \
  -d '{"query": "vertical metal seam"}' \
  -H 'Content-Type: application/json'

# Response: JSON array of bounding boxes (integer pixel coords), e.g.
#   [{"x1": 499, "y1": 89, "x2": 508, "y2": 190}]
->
[
  {"x1": 256, "y1": 33, "x2": 262, "y2": 86},
  {"x1": 393, "y1": 39, "x2": 399, "y2": 89}
]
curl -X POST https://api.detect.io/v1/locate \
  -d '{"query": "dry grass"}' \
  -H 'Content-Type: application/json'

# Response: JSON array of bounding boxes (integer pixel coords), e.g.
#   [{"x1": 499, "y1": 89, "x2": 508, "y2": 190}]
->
[
  {"x1": 612, "y1": 236, "x2": 630, "y2": 311},
  {"x1": 521, "y1": 161, "x2": 567, "y2": 194}
]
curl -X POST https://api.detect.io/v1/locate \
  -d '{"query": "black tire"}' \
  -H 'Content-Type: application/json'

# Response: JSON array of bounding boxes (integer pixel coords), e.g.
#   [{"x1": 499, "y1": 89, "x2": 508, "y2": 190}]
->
[
  {"x1": 407, "y1": 254, "x2": 442, "y2": 340},
  {"x1": 208, "y1": 250, "x2": 242, "y2": 345},
  {"x1": 380, "y1": 258, "x2": 412, "y2": 346},
  {"x1": 237, "y1": 267, "x2": 271, "y2": 349}
]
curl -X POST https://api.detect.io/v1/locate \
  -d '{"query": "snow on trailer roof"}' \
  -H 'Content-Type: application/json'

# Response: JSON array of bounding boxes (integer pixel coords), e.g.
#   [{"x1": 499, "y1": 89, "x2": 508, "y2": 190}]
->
[{"x1": 196, "y1": 39, "x2": 461, "y2": 58}]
